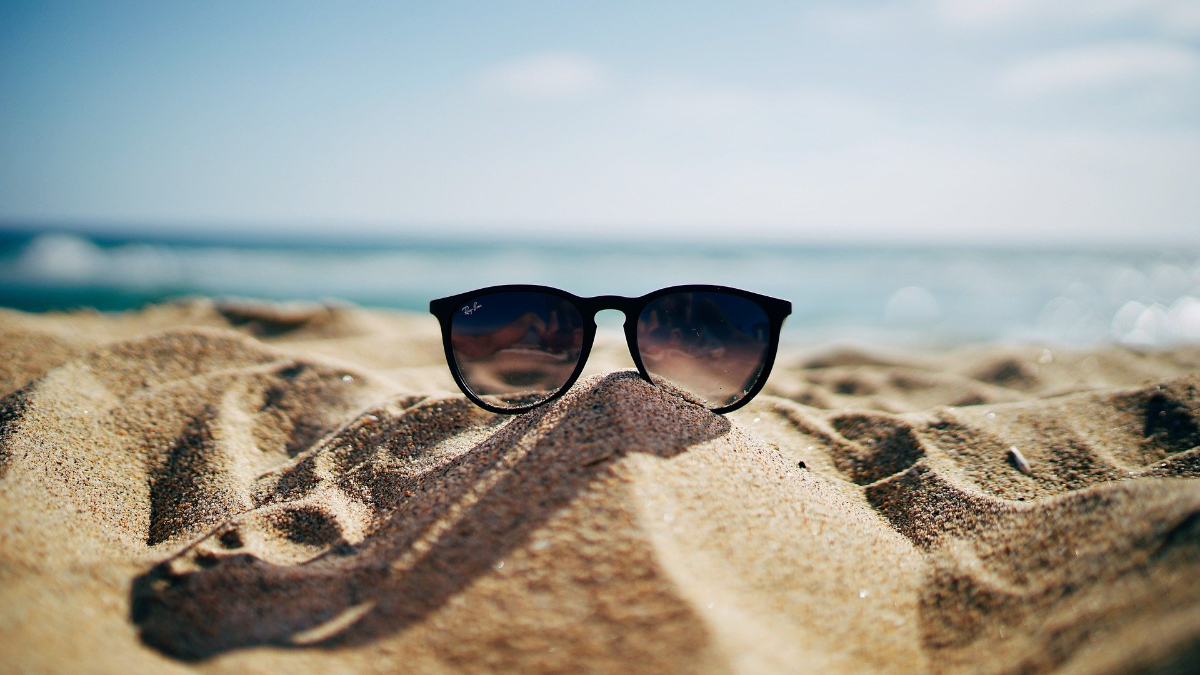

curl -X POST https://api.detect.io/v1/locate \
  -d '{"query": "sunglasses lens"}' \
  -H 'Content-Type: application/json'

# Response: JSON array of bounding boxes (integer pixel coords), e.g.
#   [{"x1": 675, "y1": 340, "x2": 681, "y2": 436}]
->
[
  {"x1": 636, "y1": 291, "x2": 772, "y2": 409},
  {"x1": 449, "y1": 291, "x2": 585, "y2": 409}
]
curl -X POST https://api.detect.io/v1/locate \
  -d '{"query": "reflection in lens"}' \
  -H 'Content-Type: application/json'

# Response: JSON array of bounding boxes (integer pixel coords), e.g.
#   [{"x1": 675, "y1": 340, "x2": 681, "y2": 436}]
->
[
  {"x1": 450, "y1": 292, "x2": 585, "y2": 408},
  {"x1": 636, "y1": 292, "x2": 771, "y2": 408}
]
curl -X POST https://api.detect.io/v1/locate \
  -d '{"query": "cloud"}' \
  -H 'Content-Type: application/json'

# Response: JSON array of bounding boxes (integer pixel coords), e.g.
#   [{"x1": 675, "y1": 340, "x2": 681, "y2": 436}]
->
[
  {"x1": 933, "y1": 0, "x2": 1135, "y2": 28},
  {"x1": 1162, "y1": 1, "x2": 1200, "y2": 35},
  {"x1": 805, "y1": 4, "x2": 917, "y2": 39},
  {"x1": 638, "y1": 81, "x2": 762, "y2": 125},
  {"x1": 481, "y1": 52, "x2": 610, "y2": 100},
  {"x1": 931, "y1": 0, "x2": 1038, "y2": 29},
  {"x1": 997, "y1": 42, "x2": 1200, "y2": 98},
  {"x1": 931, "y1": 0, "x2": 1200, "y2": 35},
  {"x1": 808, "y1": 1, "x2": 1200, "y2": 41}
]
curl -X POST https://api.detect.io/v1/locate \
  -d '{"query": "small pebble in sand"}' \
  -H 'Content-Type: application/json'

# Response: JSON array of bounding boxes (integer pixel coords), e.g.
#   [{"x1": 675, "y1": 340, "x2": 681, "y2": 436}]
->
[
  {"x1": 341, "y1": 374, "x2": 354, "y2": 382},
  {"x1": 986, "y1": 412, "x2": 996, "y2": 420},
  {"x1": 859, "y1": 589, "x2": 869, "y2": 599},
  {"x1": 493, "y1": 561, "x2": 504, "y2": 570},
  {"x1": 797, "y1": 461, "x2": 807, "y2": 470},
  {"x1": 1008, "y1": 446, "x2": 1032, "y2": 475}
]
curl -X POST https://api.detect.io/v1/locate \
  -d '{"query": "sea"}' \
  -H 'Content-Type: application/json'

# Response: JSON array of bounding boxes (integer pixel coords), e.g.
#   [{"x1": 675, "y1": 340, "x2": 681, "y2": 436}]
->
[{"x1": 2, "y1": 227, "x2": 1198, "y2": 348}]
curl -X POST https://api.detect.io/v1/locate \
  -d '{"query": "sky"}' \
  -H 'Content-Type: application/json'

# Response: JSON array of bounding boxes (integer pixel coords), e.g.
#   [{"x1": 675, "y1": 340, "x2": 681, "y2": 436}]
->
[{"x1": 1, "y1": 0, "x2": 1198, "y2": 245}]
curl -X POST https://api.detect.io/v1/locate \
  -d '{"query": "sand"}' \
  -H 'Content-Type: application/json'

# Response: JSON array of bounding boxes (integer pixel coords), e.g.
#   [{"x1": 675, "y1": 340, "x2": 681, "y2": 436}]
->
[{"x1": 1, "y1": 298, "x2": 1199, "y2": 675}]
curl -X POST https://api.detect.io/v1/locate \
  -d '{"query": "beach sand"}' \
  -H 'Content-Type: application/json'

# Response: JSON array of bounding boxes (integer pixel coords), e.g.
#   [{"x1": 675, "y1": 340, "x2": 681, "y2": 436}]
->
[{"x1": 2, "y1": 299, "x2": 1199, "y2": 674}]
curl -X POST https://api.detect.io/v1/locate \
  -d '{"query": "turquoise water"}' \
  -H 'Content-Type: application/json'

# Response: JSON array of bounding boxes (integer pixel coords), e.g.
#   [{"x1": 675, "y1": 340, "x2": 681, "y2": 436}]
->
[{"x1": 1, "y1": 229, "x2": 1198, "y2": 347}]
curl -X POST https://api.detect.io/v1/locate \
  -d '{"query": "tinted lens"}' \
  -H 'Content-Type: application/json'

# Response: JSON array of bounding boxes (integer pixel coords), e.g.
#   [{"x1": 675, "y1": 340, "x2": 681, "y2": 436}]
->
[
  {"x1": 636, "y1": 291, "x2": 772, "y2": 408},
  {"x1": 450, "y1": 291, "x2": 585, "y2": 408}
]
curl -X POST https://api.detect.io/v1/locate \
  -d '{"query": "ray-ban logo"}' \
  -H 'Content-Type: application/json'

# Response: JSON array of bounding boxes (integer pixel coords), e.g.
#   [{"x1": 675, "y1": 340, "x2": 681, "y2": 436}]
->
[{"x1": 462, "y1": 301, "x2": 483, "y2": 315}]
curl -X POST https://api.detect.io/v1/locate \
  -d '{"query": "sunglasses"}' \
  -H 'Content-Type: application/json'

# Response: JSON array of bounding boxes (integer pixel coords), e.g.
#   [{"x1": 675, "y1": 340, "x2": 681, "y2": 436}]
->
[{"x1": 430, "y1": 285, "x2": 792, "y2": 414}]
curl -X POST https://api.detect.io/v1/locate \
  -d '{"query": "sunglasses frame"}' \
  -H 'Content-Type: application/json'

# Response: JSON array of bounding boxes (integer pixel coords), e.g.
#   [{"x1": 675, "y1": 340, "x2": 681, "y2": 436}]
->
[{"x1": 430, "y1": 284, "x2": 792, "y2": 415}]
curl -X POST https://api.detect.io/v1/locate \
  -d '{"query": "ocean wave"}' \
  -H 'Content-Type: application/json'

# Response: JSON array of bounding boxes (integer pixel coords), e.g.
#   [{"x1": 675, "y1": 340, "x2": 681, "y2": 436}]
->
[{"x1": 2, "y1": 232, "x2": 1199, "y2": 346}]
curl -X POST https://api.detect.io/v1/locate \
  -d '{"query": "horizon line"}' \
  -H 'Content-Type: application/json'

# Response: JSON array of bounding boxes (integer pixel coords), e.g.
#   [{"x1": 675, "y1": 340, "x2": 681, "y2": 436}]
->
[{"x1": 1, "y1": 218, "x2": 1198, "y2": 254}]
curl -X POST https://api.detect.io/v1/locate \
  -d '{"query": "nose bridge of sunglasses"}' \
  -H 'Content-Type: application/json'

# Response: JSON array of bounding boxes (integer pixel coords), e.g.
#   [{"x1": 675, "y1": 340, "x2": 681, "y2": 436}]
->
[
  {"x1": 591, "y1": 307, "x2": 628, "y2": 330},
  {"x1": 580, "y1": 308, "x2": 639, "y2": 377}
]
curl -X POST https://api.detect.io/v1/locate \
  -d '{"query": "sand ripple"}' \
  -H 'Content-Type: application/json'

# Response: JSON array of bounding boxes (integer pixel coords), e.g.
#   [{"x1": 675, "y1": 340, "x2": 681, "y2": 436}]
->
[{"x1": 1, "y1": 302, "x2": 1198, "y2": 674}]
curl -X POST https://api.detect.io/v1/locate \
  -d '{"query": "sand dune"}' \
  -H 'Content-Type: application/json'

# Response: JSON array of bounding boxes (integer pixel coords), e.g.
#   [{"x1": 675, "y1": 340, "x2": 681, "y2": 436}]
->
[{"x1": 1, "y1": 299, "x2": 1198, "y2": 674}]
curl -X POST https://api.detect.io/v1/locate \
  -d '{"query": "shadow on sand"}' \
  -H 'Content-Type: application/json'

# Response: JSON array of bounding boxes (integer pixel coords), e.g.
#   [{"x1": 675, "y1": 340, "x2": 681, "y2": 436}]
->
[{"x1": 131, "y1": 371, "x2": 729, "y2": 660}]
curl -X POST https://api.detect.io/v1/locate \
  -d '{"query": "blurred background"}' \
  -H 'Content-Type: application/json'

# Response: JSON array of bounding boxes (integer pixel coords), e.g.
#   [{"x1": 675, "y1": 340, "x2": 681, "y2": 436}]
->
[{"x1": 2, "y1": 1, "x2": 1198, "y2": 346}]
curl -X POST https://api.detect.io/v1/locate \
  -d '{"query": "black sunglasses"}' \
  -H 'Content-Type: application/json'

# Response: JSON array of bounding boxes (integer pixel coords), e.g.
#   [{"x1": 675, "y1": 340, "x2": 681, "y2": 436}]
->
[{"x1": 430, "y1": 285, "x2": 792, "y2": 414}]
